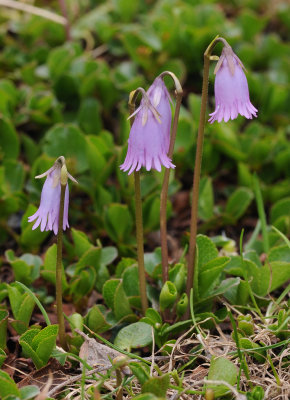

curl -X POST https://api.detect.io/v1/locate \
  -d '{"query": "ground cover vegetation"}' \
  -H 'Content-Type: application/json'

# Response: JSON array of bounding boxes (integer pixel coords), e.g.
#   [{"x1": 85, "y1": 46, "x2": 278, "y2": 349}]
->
[{"x1": 0, "y1": 0, "x2": 289, "y2": 399}]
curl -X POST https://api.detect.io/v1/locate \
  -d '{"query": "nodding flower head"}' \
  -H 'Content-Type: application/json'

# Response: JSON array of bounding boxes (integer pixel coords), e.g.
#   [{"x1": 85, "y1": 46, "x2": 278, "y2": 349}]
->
[
  {"x1": 28, "y1": 156, "x2": 77, "y2": 235},
  {"x1": 209, "y1": 47, "x2": 258, "y2": 123},
  {"x1": 147, "y1": 77, "x2": 172, "y2": 153},
  {"x1": 120, "y1": 82, "x2": 174, "y2": 175}
]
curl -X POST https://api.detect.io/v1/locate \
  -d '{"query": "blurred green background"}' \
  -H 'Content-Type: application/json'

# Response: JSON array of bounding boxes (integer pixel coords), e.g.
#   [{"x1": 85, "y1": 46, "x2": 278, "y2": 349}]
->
[{"x1": 0, "y1": 0, "x2": 289, "y2": 254}]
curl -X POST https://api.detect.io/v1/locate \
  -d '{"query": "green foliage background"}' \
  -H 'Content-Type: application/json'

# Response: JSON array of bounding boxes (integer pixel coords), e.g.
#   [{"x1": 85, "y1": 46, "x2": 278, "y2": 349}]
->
[
  {"x1": 0, "y1": 2, "x2": 289, "y2": 397},
  {"x1": 0, "y1": 0, "x2": 289, "y2": 252}
]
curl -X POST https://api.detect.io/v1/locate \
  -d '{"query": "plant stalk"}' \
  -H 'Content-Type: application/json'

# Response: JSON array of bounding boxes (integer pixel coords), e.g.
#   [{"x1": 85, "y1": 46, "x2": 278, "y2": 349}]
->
[
  {"x1": 129, "y1": 89, "x2": 148, "y2": 315},
  {"x1": 134, "y1": 171, "x2": 148, "y2": 314},
  {"x1": 159, "y1": 72, "x2": 183, "y2": 283},
  {"x1": 58, "y1": 0, "x2": 71, "y2": 41},
  {"x1": 56, "y1": 184, "x2": 67, "y2": 350},
  {"x1": 186, "y1": 35, "x2": 229, "y2": 306}
]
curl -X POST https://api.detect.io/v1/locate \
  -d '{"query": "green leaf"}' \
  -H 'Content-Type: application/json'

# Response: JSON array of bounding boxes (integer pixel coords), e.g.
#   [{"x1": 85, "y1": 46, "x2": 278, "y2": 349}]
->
[
  {"x1": 123, "y1": 266, "x2": 140, "y2": 297},
  {"x1": 0, "y1": 348, "x2": 6, "y2": 368},
  {"x1": 207, "y1": 356, "x2": 237, "y2": 397},
  {"x1": 71, "y1": 228, "x2": 92, "y2": 257},
  {"x1": 43, "y1": 124, "x2": 88, "y2": 173},
  {"x1": 78, "y1": 97, "x2": 102, "y2": 134},
  {"x1": 20, "y1": 204, "x2": 50, "y2": 249},
  {"x1": 41, "y1": 244, "x2": 68, "y2": 289},
  {"x1": 103, "y1": 279, "x2": 119, "y2": 311},
  {"x1": 144, "y1": 248, "x2": 162, "y2": 276},
  {"x1": 114, "y1": 281, "x2": 132, "y2": 320},
  {"x1": 264, "y1": 261, "x2": 290, "y2": 293},
  {"x1": 86, "y1": 133, "x2": 115, "y2": 183},
  {"x1": 268, "y1": 245, "x2": 290, "y2": 263},
  {"x1": 19, "y1": 385, "x2": 40, "y2": 400},
  {"x1": 101, "y1": 246, "x2": 118, "y2": 266},
  {"x1": 132, "y1": 394, "x2": 161, "y2": 400},
  {"x1": 33, "y1": 326, "x2": 58, "y2": 366},
  {"x1": 270, "y1": 197, "x2": 290, "y2": 224},
  {"x1": 8, "y1": 286, "x2": 35, "y2": 334},
  {"x1": 129, "y1": 361, "x2": 150, "y2": 385},
  {"x1": 198, "y1": 177, "x2": 214, "y2": 220},
  {"x1": 197, "y1": 278, "x2": 241, "y2": 306},
  {"x1": 114, "y1": 322, "x2": 152, "y2": 351},
  {"x1": 69, "y1": 266, "x2": 96, "y2": 302},
  {"x1": 199, "y1": 257, "x2": 230, "y2": 298},
  {"x1": 0, "y1": 370, "x2": 20, "y2": 399},
  {"x1": 143, "y1": 196, "x2": 171, "y2": 232},
  {"x1": 104, "y1": 203, "x2": 133, "y2": 243},
  {"x1": 224, "y1": 279, "x2": 249, "y2": 306},
  {"x1": 76, "y1": 247, "x2": 102, "y2": 272},
  {"x1": 225, "y1": 187, "x2": 254, "y2": 220},
  {"x1": 116, "y1": 258, "x2": 137, "y2": 277},
  {"x1": 0, "y1": 310, "x2": 8, "y2": 349},
  {"x1": 169, "y1": 263, "x2": 186, "y2": 294},
  {"x1": 113, "y1": 0, "x2": 139, "y2": 22},
  {"x1": 5, "y1": 251, "x2": 41, "y2": 286},
  {"x1": 197, "y1": 235, "x2": 219, "y2": 270},
  {"x1": 20, "y1": 325, "x2": 58, "y2": 369},
  {"x1": 20, "y1": 341, "x2": 43, "y2": 370},
  {"x1": 53, "y1": 74, "x2": 80, "y2": 109},
  {"x1": 48, "y1": 45, "x2": 78, "y2": 78},
  {"x1": 238, "y1": 10, "x2": 267, "y2": 40},
  {"x1": 0, "y1": 116, "x2": 19, "y2": 160},
  {"x1": 3, "y1": 159, "x2": 25, "y2": 192},
  {"x1": 142, "y1": 308, "x2": 162, "y2": 326},
  {"x1": 85, "y1": 305, "x2": 111, "y2": 334},
  {"x1": 142, "y1": 374, "x2": 170, "y2": 397},
  {"x1": 212, "y1": 124, "x2": 246, "y2": 162}
]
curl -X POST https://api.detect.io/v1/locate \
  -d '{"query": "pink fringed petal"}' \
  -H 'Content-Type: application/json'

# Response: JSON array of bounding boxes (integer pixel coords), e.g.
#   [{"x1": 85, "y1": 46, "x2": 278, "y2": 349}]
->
[
  {"x1": 209, "y1": 48, "x2": 258, "y2": 123},
  {"x1": 120, "y1": 77, "x2": 174, "y2": 174},
  {"x1": 28, "y1": 168, "x2": 72, "y2": 235}
]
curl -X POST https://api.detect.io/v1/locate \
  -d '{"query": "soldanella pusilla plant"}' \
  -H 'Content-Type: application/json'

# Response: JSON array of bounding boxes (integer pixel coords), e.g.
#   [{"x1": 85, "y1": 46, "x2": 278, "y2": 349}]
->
[
  {"x1": 25, "y1": 36, "x2": 258, "y2": 337},
  {"x1": 7, "y1": 24, "x2": 290, "y2": 399}
]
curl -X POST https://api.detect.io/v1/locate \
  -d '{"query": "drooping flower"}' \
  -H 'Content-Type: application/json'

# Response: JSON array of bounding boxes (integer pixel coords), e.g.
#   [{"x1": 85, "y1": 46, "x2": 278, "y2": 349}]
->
[
  {"x1": 209, "y1": 46, "x2": 258, "y2": 123},
  {"x1": 120, "y1": 81, "x2": 174, "y2": 175},
  {"x1": 28, "y1": 157, "x2": 77, "y2": 235},
  {"x1": 147, "y1": 77, "x2": 172, "y2": 153}
]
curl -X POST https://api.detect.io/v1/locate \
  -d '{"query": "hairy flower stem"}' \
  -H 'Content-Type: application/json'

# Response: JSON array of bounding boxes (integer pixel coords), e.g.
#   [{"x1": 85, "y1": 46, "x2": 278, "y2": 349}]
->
[
  {"x1": 159, "y1": 72, "x2": 183, "y2": 283},
  {"x1": 56, "y1": 184, "x2": 67, "y2": 350},
  {"x1": 129, "y1": 89, "x2": 148, "y2": 314},
  {"x1": 116, "y1": 369, "x2": 123, "y2": 400},
  {"x1": 134, "y1": 171, "x2": 148, "y2": 314},
  {"x1": 186, "y1": 36, "x2": 229, "y2": 310}
]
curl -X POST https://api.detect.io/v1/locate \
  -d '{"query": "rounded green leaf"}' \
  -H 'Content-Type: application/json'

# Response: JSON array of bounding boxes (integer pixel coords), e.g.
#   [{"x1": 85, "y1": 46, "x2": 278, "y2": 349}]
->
[
  {"x1": 0, "y1": 116, "x2": 19, "y2": 160},
  {"x1": 0, "y1": 370, "x2": 20, "y2": 399},
  {"x1": 43, "y1": 124, "x2": 88, "y2": 173},
  {"x1": 104, "y1": 203, "x2": 133, "y2": 243},
  {"x1": 114, "y1": 322, "x2": 152, "y2": 351},
  {"x1": 207, "y1": 356, "x2": 237, "y2": 397}
]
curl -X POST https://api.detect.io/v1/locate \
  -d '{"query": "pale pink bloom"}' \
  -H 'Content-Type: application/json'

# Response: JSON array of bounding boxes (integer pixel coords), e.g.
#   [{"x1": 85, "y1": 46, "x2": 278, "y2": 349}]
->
[
  {"x1": 28, "y1": 158, "x2": 76, "y2": 235},
  {"x1": 209, "y1": 47, "x2": 258, "y2": 123},
  {"x1": 120, "y1": 81, "x2": 174, "y2": 175},
  {"x1": 147, "y1": 77, "x2": 172, "y2": 153}
]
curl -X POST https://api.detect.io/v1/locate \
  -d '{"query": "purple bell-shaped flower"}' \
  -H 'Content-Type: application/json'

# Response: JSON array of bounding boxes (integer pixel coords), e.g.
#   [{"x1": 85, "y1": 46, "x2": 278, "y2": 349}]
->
[
  {"x1": 209, "y1": 47, "x2": 258, "y2": 123},
  {"x1": 120, "y1": 82, "x2": 174, "y2": 175},
  {"x1": 28, "y1": 157, "x2": 77, "y2": 235}
]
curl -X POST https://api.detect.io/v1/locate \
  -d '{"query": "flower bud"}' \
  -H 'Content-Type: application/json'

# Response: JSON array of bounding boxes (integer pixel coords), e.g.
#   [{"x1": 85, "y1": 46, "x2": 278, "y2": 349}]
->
[
  {"x1": 176, "y1": 293, "x2": 188, "y2": 318},
  {"x1": 159, "y1": 281, "x2": 177, "y2": 311}
]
